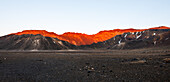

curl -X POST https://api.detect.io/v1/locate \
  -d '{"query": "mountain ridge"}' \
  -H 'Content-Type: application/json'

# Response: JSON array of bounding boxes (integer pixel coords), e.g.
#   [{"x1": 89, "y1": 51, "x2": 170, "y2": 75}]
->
[
  {"x1": 0, "y1": 26, "x2": 169, "y2": 50},
  {"x1": 8, "y1": 26, "x2": 170, "y2": 46}
]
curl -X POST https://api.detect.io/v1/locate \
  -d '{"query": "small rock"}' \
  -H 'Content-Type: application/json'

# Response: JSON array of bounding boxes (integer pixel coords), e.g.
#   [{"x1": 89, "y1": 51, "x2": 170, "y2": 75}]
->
[
  {"x1": 102, "y1": 65, "x2": 105, "y2": 67},
  {"x1": 4, "y1": 58, "x2": 6, "y2": 60},
  {"x1": 85, "y1": 62, "x2": 90, "y2": 65},
  {"x1": 79, "y1": 68, "x2": 82, "y2": 71},
  {"x1": 36, "y1": 59, "x2": 43, "y2": 61},
  {"x1": 131, "y1": 58, "x2": 139, "y2": 61},
  {"x1": 163, "y1": 58, "x2": 170, "y2": 63},
  {"x1": 44, "y1": 62, "x2": 47, "y2": 64},
  {"x1": 91, "y1": 67, "x2": 94, "y2": 70},
  {"x1": 130, "y1": 60, "x2": 146, "y2": 64},
  {"x1": 160, "y1": 65, "x2": 163, "y2": 67}
]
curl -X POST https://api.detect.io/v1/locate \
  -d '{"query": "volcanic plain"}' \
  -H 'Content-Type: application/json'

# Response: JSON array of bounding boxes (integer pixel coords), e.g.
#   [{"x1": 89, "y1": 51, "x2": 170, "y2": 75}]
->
[{"x1": 0, "y1": 46, "x2": 170, "y2": 82}]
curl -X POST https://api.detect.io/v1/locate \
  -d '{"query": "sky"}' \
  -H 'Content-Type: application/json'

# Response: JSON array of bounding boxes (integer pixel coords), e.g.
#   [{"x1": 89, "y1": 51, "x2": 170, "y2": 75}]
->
[{"x1": 0, "y1": 0, "x2": 170, "y2": 36}]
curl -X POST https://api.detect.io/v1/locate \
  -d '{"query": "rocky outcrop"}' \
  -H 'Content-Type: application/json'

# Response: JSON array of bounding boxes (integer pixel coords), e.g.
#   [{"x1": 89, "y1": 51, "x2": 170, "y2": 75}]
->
[
  {"x1": 82, "y1": 29, "x2": 170, "y2": 49},
  {"x1": 0, "y1": 34, "x2": 76, "y2": 50}
]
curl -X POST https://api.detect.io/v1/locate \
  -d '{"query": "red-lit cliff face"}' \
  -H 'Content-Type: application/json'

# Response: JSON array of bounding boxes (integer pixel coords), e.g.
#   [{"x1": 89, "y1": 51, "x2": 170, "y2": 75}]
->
[
  {"x1": 149, "y1": 26, "x2": 170, "y2": 29},
  {"x1": 9, "y1": 26, "x2": 170, "y2": 46}
]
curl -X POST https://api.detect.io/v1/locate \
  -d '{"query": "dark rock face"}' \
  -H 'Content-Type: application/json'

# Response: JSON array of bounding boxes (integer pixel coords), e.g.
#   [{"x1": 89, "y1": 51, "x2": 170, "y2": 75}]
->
[
  {"x1": 80, "y1": 29, "x2": 170, "y2": 49},
  {"x1": 0, "y1": 29, "x2": 169, "y2": 50},
  {"x1": 0, "y1": 34, "x2": 77, "y2": 50}
]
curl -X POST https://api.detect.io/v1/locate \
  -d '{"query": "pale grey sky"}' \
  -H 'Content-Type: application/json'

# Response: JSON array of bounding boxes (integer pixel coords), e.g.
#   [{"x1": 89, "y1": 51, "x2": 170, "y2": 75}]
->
[{"x1": 0, "y1": 0, "x2": 170, "y2": 36}]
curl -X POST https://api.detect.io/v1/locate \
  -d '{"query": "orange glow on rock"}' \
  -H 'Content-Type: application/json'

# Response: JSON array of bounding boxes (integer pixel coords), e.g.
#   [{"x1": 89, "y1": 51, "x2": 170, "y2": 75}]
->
[{"x1": 9, "y1": 26, "x2": 170, "y2": 46}]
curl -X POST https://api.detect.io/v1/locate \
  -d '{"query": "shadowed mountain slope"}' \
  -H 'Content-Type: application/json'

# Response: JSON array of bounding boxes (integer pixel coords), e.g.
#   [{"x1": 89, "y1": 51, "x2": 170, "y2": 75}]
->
[
  {"x1": 9, "y1": 26, "x2": 169, "y2": 46},
  {"x1": 0, "y1": 26, "x2": 169, "y2": 50},
  {"x1": 0, "y1": 34, "x2": 76, "y2": 50},
  {"x1": 80, "y1": 29, "x2": 170, "y2": 49}
]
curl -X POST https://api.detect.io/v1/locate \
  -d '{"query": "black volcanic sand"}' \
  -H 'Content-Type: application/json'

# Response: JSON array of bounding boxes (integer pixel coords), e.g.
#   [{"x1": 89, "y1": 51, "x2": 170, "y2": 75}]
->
[{"x1": 0, "y1": 48, "x2": 170, "y2": 82}]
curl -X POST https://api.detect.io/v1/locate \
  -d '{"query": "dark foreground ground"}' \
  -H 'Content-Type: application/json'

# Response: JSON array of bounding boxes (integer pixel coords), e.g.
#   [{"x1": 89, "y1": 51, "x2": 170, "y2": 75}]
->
[{"x1": 0, "y1": 47, "x2": 170, "y2": 82}]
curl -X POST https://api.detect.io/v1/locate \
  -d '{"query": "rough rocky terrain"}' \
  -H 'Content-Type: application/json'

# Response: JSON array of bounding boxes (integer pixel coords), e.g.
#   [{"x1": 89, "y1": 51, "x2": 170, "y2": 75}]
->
[
  {"x1": 0, "y1": 46, "x2": 170, "y2": 82},
  {"x1": 0, "y1": 29, "x2": 169, "y2": 50},
  {"x1": 0, "y1": 34, "x2": 76, "y2": 50},
  {"x1": 81, "y1": 29, "x2": 170, "y2": 49}
]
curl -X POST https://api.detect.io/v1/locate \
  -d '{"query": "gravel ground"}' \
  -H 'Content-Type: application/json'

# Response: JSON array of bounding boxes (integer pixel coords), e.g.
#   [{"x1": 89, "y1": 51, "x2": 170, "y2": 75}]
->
[{"x1": 0, "y1": 48, "x2": 170, "y2": 82}]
